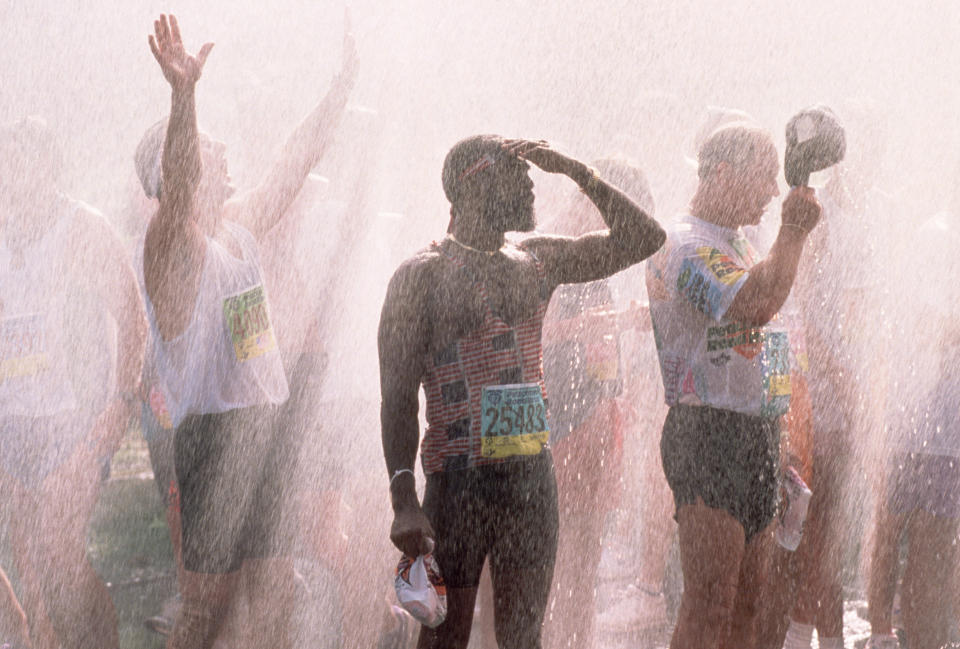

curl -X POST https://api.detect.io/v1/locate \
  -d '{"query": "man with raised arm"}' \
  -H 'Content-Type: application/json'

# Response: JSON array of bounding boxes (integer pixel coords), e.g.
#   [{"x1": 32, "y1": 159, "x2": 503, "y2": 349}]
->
[
  {"x1": 644, "y1": 122, "x2": 822, "y2": 649},
  {"x1": 140, "y1": 14, "x2": 356, "y2": 649},
  {"x1": 378, "y1": 134, "x2": 665, "y2": 649}
]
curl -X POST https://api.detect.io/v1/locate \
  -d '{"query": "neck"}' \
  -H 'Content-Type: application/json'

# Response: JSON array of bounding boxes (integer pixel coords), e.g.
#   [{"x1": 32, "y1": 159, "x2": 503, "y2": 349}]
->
[
  {"x1": 449, "y1": 221, "x2": 505, "y2": 254},
  {"x1": 689, "y1": 189, "x2": 740, "y2": 229}
]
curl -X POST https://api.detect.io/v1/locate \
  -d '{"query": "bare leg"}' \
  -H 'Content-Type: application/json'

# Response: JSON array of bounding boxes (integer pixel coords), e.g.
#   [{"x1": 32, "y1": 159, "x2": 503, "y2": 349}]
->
[
  {"x1": 167, "y1": 571, "x2": 239, "y2": 649},
  {"x1": 240, "y1": 558, "x2": 297, "y2": 649},
  {"x1": 791, "y1": 447, "x2": 845, "y2": 639},
  {"x1": 669, "y1": 500, "x2": 745, "y2": 649},
  {"x1": 724, "y1": 524, "x2": 774, "y2": 649},
  {"x1": 23, "y1": 444, "x2": 119, "y2": 649},
  {"x1": 543, "y1": 508, "x2": 605, "y2": 649},
  {"x1": 867, "y1": 499, "x2": 907, "y2": 636},
  {"x1": 901, "y1": 509, "x2": 958, "y2": 649}
]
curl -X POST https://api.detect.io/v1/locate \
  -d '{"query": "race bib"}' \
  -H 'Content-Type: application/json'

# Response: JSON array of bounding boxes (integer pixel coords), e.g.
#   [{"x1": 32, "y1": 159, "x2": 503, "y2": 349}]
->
[
  {"x1": 480, "y1": 383, "x2": 549, "y2": 459},
  {"x1": 223, "y1": 285, "x2": 277, "y2": 362},
  {"x1": 0, "y1": 313, "x2": 49, "y2": 382},
  {"x1": 760, "y1": 331, "x2": 792, "y2": 417}
]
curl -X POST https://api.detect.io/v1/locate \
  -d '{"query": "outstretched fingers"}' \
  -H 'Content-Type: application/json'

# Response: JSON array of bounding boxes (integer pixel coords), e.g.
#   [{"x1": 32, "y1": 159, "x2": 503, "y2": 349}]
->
[
  {"x1": 197, "y1": 42, "x2": 215, "y2": 69},
  {"x1": 169, "y1": 14, "x2": 182, "y2": 45},
  {"x1": 148, "y1": 34, "x2": 161, "y2": 63}
]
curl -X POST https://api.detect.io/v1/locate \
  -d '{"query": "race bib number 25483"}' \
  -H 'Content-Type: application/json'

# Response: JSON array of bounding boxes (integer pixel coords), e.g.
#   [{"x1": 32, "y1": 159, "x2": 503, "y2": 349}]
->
[{"x1": 480, "y1": 383, "x2": 549, "y2": 459}]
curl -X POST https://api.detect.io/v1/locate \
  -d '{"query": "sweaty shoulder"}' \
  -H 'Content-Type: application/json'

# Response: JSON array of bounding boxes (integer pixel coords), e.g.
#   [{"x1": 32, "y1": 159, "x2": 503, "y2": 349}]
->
[
  {"x1": 67, "y1": 200, "x2": 126, "y2": 265},
  {"x1": 385, "y1": 245, "x2": 444, "y2": 300}
]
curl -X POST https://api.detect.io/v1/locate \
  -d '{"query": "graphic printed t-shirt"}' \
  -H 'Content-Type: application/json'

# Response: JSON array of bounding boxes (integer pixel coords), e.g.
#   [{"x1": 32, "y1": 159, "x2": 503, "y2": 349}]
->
[{"x1": 646, "y1": 214, "x2": 791, "y2": 418}]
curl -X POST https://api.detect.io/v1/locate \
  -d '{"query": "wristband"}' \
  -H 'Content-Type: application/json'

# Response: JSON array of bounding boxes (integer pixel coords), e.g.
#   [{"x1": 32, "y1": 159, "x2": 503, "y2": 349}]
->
[{"x1": 390, "y1": 468, "x2": 415, "y2": 487}]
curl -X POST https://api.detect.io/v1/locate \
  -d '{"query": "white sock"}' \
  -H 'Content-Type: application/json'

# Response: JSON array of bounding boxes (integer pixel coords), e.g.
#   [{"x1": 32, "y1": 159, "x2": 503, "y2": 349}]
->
[
  {"x1": 818, "y1": 637, "x2": 843, "y2": 649},
  {"x1": 782, "y1": 620, "x2": 814, "y2": 649}
]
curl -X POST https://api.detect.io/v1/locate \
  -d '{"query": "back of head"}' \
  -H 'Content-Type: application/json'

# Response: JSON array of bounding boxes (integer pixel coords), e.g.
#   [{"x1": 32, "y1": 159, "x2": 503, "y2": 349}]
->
[
  {"x1": 0, "y1": 116, "x2": 63, "y2": 187},
  {"x1": 594, "y1": 157, "x2": 655, "y2": 216},
  {"x1": 441, "y1": 134, "x2": 506, "y2": 205},
  {"x1": 135, "y1": 117, "x2": 168, "y2": 200},
  {"x1": 697, "y1": 122, "x2": 771, "y2": 181},
  {"x1": 551, "y1": 157, "x2": 655, "y2": 237}
]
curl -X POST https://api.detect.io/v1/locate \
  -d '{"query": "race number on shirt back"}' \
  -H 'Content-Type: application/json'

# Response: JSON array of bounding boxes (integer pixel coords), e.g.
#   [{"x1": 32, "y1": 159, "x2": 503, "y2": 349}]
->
[
  {"x1": 222, "y1": 285, "x2": 277, "y2": 362},
  {"x1": 480, "y1": 383, "x2": 549, "y2": 458},
  {"x1": 0, "y1": 313, "x2": 49, "y2": 381}
]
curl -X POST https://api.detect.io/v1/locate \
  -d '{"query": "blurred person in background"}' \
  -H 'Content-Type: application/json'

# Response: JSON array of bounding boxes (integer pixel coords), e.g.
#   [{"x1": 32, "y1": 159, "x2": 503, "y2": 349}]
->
[
  {"x1": 0, "y1": 116, "x2": 146, "y2": 649},
  {"x1": 781, "y1": 102, "x2": 893, "y2": 649},
  {"x1": 139, "y1": 13, "x2": 355, "y2": 649},
  {"x1": 379, "y1": 134, "x2": 664, "y2": 649},
  {"x1": 863, "y1": 209, "x2": 960, "y2": 649},
  {"x1": 646, "y1": 122, "x2": 821, "y2": 649},
  {"x1": 539, "y1": 157, "x2": 655, "y2": 649}
]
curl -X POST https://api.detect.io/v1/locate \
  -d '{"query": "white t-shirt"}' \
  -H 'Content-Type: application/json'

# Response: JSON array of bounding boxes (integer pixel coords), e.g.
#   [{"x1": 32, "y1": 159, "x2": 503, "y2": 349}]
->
[
  {"x1": 0, "y1": 197, "x2": 79, "y2": 418},
  {"x1": 646, "y1": 213, "x2": 791, "y2": 418},
  {"x1": 146, "y1": 220, "x2": 289, "y2": 427}
]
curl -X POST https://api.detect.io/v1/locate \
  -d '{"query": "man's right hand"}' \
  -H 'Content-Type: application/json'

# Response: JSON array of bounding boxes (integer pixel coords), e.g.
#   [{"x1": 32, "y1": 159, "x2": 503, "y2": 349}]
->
[
  {"x1": 390, "y1": 505, "x2": 436, "y2": 558},
  {"x1": 780, "y1": 186, "x2": 822, "y2": 234},
  {"x1": 148, "y1": 14, "x2": 213, "y2": 90}
]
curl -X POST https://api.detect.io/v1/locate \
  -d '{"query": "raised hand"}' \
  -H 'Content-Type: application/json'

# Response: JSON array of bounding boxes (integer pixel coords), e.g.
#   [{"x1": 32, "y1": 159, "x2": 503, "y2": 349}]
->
[
  {"x1": 504, "y1": 139, "x2": 576, "y2": 175},
  {"x1": 148, "y1": 14, "x2": 214, "y2": 90}
]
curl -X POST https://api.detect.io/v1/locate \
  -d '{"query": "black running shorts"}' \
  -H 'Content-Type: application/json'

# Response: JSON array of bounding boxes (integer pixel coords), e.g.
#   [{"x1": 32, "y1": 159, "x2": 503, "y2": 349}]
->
[
  {"x1": 660, "y1": 404, "x2": 780, "y2": 541},
  {"x1": 175, "y1": 403, "x2": 295, "y2": 574}
]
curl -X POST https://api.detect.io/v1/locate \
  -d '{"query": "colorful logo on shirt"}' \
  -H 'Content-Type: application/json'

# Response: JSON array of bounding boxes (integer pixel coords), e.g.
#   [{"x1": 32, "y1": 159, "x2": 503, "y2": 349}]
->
[
  {"x1": 0, "y1": 313, "x2": 49, "y2": 381},
  {"x1": 696, "y1": 247, "x2": 746, "y2": 285},
  {"x1": 707, "y1": 322, "x2": 763, "y2": 359},
  {"x1": 677, "y1": 260, "x2": 724, "y2": 318},
  {"x1": 760, "y1": 331, "x2": 792, "y2": 417},
  {"x1": 223, "y1": 284, "x2": 277, "y2": 362}
]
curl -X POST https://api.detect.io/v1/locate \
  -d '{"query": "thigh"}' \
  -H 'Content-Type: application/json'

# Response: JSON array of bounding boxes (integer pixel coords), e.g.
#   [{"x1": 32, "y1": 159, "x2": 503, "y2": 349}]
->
[
  {"x1": 175, "y1": 410, "x2": 262, "y2": 574},
  {"x1": 421, "y1": 473, "x2": 488, "y2": 589},
  {"x1": 676, "y1": 499, "x2": 745, "y2": 603},
  {"x1": 488, "y1": 456, "x2": 559, "y2": 649}
]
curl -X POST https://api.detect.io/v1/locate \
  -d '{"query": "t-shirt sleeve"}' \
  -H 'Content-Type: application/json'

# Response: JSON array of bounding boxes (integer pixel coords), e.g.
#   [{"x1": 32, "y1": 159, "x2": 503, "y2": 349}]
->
[{"x1": 666, "y1": 242, "x2": 749, "y2": 321}]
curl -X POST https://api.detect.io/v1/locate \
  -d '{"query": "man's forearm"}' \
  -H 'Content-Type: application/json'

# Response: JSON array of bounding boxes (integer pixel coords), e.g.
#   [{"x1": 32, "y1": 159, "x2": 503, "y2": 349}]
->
[
  {"x1": 162, "y1": 84, "x2": 202, "y2": 208},
  {"x1": 727, "y1": 226, "x2": 807, "y2": 325},
  {"x1": 382, "y1": 403, "x2": 421, "y2": 511},
  {"x1": 572, "y1": 163, "x2": 664, "y2": 258}
]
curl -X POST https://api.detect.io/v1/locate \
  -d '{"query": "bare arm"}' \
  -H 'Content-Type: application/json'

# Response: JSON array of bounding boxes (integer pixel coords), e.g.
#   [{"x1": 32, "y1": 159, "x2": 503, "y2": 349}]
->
[
  {"x1": 725, "y1": 187, "x2": 821, "y2": 326},
  {"x1": 142, "y1": 15, "x2": 214, "y2": 340},
  {"x1": 232, "y1": 20, "x2": 358, "y2": 239},
  {"x1": 516, "y1": 142, "x2": 665, "y2": 288},
  {"x1": 378, "y1": 260, "x2": 435, "y2": 556},
  {"x1": 78, "y1": 214, "x2": 148, "y2": 455}
]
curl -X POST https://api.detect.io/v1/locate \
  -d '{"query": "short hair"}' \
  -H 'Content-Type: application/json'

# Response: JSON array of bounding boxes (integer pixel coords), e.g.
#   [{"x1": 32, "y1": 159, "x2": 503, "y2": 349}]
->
[
  {"x1": 1, "y1": 116, "x2": 63, "y2": 184},
  {"x1": 134, "y1": 117, "x2": 168, "y2": 199},
  {"x1": 697, "y1": 123, "x2": 772, "y2": 180},
  {"x1": 594, "y1": 157, "x2": 654, "y2": 216},
  {"x1": 441, "y1": 134, "x2": 505, "y2": 205},
  {"x1": 134, "y1": 118, "x2": 214, "y2": 200}
]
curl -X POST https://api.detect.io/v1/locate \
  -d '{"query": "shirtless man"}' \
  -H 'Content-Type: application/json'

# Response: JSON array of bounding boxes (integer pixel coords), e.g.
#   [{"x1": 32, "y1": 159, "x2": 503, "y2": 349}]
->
[
  {"x1": 141, "y1": 14, "x2": 355, "y2": 649},
  {"x1": 379, "y1": 134, "x2": 665, "y2": 649},
  {"x1": 0, "y1": 116, "x2": 146, "y2": 649}
]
